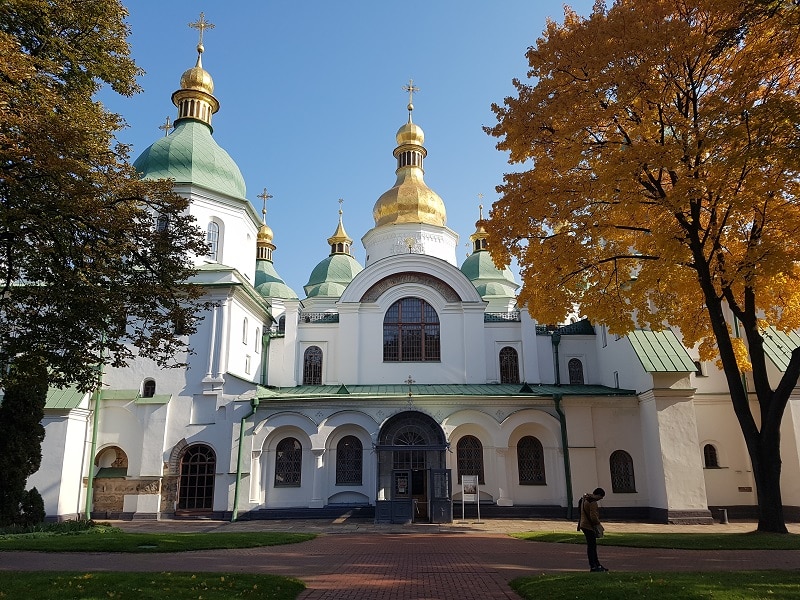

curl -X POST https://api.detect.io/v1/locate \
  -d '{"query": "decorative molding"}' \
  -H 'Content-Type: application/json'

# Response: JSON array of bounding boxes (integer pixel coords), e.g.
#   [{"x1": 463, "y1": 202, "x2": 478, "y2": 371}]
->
[{"x1": 361, "y1": 272, "x2": 460, "y2": 303}]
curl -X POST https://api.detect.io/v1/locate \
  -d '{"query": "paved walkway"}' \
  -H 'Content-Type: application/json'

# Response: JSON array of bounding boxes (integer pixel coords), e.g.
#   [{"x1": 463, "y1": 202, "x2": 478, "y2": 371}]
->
[{"x1": 2, "y1": 518, "x2": 800, "y2": 600}]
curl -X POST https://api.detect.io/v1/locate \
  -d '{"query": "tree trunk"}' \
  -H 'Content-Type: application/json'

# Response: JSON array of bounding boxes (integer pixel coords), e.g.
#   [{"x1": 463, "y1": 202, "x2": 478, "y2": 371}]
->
[{"x1": 747, "y1": 428, "x2": 788, "y2": 533}]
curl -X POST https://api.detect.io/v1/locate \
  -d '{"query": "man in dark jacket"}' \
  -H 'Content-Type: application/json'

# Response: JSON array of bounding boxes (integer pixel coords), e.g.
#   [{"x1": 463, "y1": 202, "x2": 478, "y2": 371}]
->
[{"x1": 578, "y1": 487, "x2": 608, "y2": 572}]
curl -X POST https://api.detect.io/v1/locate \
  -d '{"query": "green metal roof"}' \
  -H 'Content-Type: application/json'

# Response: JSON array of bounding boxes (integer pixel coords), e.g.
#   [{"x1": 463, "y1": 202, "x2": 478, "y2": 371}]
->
[
  {"x1": 460, "y1": 250, "x2": 518, "y2": 299},
  {"x1": 257, "y1": 383, "x2": 635, "y2": 400},
  {"x1": 255, "y1": 259, "x2": 298, "y2": 300},
  {"x1": 761, "y1": 327, "x2": 800, "y2": 372},
  {"x1": 133, "y1": 120, "x2": 246, "y2": 199},
  {"x1": 45, "y1": 387, "x2": 87, "y2": 410},
  {"x1": 628, "y1": 329, "x2": 696, "y2": 372},
  {"x1": 304, "y1": 254, "x2": 363, "y2": 298}
]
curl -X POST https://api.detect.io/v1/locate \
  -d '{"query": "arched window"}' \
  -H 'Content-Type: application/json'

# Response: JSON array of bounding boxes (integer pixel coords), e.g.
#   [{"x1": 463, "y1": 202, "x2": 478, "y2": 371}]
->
[
  {"x1": 206, "y1": 222, "x2": 220, "y2": 261},
  {"x1": 254, "y1": 328, "x2": 261, "y2": 353},
  {"x1": 383, "y1": 297, "x2": 440, "y2": 362},
  {"x1": 278, "y1": 315, "x2": 286, "y2": 333},
  {"x1": 303, "y1": 346, "x2": 323, "y2": 385},
  {"x1": 142, "y1": 379, "x2": 156, "y2": 398},
  {"x1": 499, "y1": 347, "x2": 520, "y2": 384},
  {"x1": 177, "y1": 444, "x2": 215, "y2": 510},
  {"x1": 275, "y1": 437, "x2": 302, "y2": 487},
  {"x1": 568, "y1": 358, "x2": 584, "y2": 384},
  {"x1": 610, "y1": 450, "x2": 636, "y2": 493},
  {"x1": 242, "y1": 317, "x2": 248, "y2": 344},
  {"x1": 703, "y1": 444, "x2": 719, "y2": 468},
  {"x1": 457, "y1": 435, "x2": 485, "y2": 485},
  {"x1": 156, "y1": 215, "x2": 169, "y2": 233},
  {"x1": 518, "y1": 436, "x2": 546, "y2": 485},
  {"x1": 336, "y1": 436, "x2": 363, "y2": 485}
]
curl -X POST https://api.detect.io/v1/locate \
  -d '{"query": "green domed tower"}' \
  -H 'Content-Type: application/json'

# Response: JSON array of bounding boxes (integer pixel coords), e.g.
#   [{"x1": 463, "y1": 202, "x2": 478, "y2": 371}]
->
[
  {"x1": 132, "y1": 37, "x2": 246, "y2": 200},
  {"x1": 460, "y1": 205, "x2": 518, "y2": 312},
  {"x1": 304, "y1": 202, "x2": 363, "y2": 300}
]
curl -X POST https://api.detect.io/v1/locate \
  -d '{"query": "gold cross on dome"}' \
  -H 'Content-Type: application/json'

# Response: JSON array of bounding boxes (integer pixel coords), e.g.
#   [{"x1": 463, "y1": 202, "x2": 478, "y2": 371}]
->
[
  {"x1": 258, "y1": 187, "x2": 273, "y2": 222},
  {"x1": 338, "y1": 197, "x2": 344, "y2": 216},
  {"x1": 158, "y1": 116, "x2": 172, "y2": 136},
  {"x1": 189, "y1": 12, "x2": 215, "y2": 46},
  {"x1": 403, "y1": 79, "x2": 420, "y2": 106}
]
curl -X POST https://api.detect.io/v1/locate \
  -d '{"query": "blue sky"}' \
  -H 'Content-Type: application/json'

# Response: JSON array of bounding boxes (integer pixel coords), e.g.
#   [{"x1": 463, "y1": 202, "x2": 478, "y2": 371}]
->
[{"x1": 104, "y1": 1, "x2": 595, "y2": 295}]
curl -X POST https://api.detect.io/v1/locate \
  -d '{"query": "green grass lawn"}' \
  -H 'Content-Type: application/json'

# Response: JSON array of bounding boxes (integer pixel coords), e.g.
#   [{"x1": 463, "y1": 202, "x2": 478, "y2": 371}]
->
[
  {"x1": 0, "y1": 529, "x2": 315, "y2": 552},
  {"x1": 0, "y1": 571, "x2": 304, "y2": 600},
  {"x1": 511, "y1": 530, "x2": 800, "y2": 550},
  {"x1": 511, "y1": 571, "x2": 800, "y2": 600}
]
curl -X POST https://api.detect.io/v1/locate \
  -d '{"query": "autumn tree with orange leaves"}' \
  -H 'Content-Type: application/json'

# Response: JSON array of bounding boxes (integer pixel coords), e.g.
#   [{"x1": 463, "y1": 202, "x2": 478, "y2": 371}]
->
[{"x1": 486, "y1": 0, "x2": 800, "y2": 533}]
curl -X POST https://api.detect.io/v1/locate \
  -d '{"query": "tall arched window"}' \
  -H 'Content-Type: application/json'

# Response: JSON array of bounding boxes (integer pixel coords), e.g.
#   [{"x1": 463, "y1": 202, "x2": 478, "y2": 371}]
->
[
  {"x1": 336, "y1": 436, "x2": 363, "y2": 485},
  {"x1": 254, "y1": 328, "x2": 261, "y2": 353},
  {"x1": 278, "y1": 315, "x2": 286, "y2": 333},
  {"x1": 142, "y1": 379, "x2": 156, "y2": 398},
  {"x1": 457, "y1": 435, "x2": 485, "y2": 485},
  {"x1": 383, "y1": 297, "x2": 440, "y2": 362},
  {"x1": 610, "y1": 450, "x2": 636, "y2": 492},
  {"x1": 568, "y1": 358, "x2": 584, "y2": 384},
  {"x1": 303, "y1": 346, "x2": 323, "y2": 385},
  {"x1": 518, "y1": 436, "x2": 546, "y2": 485},
  {"x1": 499, "y1": 346, "x2": 520, "y2": 384},
  {"x1": 177, "y1": 444, "x2": 215, "y2": 510},
  {"x1": 242, "y1": 317, "x2": 248, "y2": 344},
  {"x1": 206, "y1": 222, "x2": 220, "y2": 261},
  {"x1": 275, "y1": 437, "x2": 302, "y2": 487},
  {"x1": 703, "y1": 444, "x2": 720, "y2": 468}
]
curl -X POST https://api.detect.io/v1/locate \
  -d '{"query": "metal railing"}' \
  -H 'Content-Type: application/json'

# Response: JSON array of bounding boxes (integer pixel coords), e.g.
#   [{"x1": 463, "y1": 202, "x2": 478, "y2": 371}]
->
[
  {"x1": 484, "y1": 311, "x2": 521, "y2": 322},
  {"x1": 299, "y1": 312, "x2": 340, "y2": 324}
]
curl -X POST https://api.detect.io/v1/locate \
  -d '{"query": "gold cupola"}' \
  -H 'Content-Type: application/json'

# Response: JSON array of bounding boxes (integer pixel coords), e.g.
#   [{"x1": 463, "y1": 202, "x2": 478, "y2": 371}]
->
[
  {"x1": 469, "y1": 204, "x2": 489, "y2": 253},
  {"x1": 256, "y1": 188, "x2": 275, "y2": 262},
  {"x1": 372, "y1": 81, "x2": 447, "y2": 227},
  {"x1": 171, "y1": 13, "x2": 220, "y2": 129},
  {"x1": 327, "y1": 200, "x2": 353, "y2": 255}
]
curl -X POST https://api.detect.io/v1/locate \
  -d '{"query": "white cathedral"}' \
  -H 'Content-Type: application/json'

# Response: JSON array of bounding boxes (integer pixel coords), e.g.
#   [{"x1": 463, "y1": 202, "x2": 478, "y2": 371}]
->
[{"x1": 29, "y1": 33, "x2": 800, "y2": 525}]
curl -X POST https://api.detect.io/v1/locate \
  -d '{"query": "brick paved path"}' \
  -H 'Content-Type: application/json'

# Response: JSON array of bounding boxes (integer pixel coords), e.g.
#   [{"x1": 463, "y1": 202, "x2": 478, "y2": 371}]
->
[{"x1": 3, "y1": 526, "x2": 800, "y2": 600}]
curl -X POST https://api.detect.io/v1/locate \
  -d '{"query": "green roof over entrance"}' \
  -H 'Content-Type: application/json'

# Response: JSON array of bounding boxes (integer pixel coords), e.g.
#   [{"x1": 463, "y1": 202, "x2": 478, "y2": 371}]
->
[{"x1": 257, "y1": 383, "x2": 635, "y2": 400}]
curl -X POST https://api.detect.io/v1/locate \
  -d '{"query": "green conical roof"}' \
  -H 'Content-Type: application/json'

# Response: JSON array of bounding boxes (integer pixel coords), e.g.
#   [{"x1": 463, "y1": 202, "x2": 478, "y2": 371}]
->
[
  {"x1": 133, "y1": 120, "x2": 246, "y2": 199},
  {"x1": 460, "y1": 251, "x2": 518, "y2": 299},
  {"x1": 304, "y1": 254, "x2": 363, "y2": 298},
  {"x1": 255, "y1": 259, "x2": 298, "y2": 300}
]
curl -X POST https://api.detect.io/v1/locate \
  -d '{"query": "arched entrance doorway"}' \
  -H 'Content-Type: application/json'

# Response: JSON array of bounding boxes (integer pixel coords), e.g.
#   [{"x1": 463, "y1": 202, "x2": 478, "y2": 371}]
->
[
  {"x1": 375, "y1": 411, "x2": 452, "y2": 524},
  {"x1": 176, "y1": 444, "x2": 216, "y2": 514}
]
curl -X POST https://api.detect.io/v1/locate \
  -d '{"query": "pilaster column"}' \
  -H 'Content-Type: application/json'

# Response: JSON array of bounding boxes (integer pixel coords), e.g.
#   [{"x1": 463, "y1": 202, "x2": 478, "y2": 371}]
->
[
  {"x1": 310, "y1": 448, "x2": 325, "y2": 508},
  {"x1": 495, "y1": 447, "x2": 513, "y2": 506}
]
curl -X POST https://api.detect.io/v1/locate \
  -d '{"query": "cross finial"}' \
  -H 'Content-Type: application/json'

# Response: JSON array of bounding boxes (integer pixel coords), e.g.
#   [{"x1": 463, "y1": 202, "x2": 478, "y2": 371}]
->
[
  {"x1": 189, "y1": 12, "x2": 215, "y2": 49},
  {"x1": 405, "y1": 375, "x2": 416, "y2": 405},
  {"x1": 258, "y1": 187, "x2": 272, "y2": 223},
  {"x1": 338, "y1": 197, "x2": 344, "y2": 217},
  {"x1": 402, "y1": 79, "x2": 420, "y2": 121},
  {"x1": 478, "y1": 195, "x2": 485, "y2": 220},
  {"x1": 158, "y1": 116, "x2": 172, "y2": 137}
]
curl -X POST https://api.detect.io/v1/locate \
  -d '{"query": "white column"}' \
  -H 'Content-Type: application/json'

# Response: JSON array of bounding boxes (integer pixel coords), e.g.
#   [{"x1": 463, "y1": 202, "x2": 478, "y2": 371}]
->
[
  {"x1": 310, "y1": 448, "x2": 325, "y2": 508},
  {"x1": 249, "y1": 450, "x2": 262, "y2": 504},
  {"x1": 495, "y1": 447, "x2": 513, "y2": 506}
]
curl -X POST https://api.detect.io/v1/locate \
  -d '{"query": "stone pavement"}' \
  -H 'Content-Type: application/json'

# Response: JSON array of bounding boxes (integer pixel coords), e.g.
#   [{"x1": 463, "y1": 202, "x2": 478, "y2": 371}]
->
[{"x1": 2, "y1": 518, "x2": 800, "y2": 600}]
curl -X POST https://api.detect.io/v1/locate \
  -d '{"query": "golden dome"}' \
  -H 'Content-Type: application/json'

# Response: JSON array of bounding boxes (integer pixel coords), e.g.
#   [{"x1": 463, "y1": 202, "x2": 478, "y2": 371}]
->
[
  {"x1": 179, "y1": 46, "x2": 214, "y2": 95},
  {"x1": 396, "y1": 121, "x2": 424, "y2": 146},
  {"x1": 372, "y1": 108, "x2": 447, "y2": 227},
  {"x1": 257, "y1": 223, "x2": 274, "y2": 244}
]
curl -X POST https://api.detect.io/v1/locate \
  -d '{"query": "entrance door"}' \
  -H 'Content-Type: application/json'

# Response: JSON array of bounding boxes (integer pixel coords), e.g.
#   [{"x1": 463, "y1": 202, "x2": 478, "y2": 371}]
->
[{"x1": 412, "y1": 469, "x2": 428, "y2": 521}]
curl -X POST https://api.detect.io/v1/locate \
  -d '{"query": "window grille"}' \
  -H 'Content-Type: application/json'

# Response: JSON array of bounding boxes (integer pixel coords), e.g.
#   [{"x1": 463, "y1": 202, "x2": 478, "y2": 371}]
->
[
  {"x1": 568, "y1": 358, "x2": 584, "y2": 384},
  {"x1": 206, "y1": 222, "x2": 220, "y2": 261},
  {"x1": 703, "y1": 444, "x2": 719, "y2": 468},
  {"x1": 275, "y1": 437, "x2": 302, "y2": 487},
  {"x1": 457, "y1": 435, "x2": 485, "y2": 485},
  {"x1": 336, "y1": 436, "x2": 363, "y2": 485},
  {"x1": 518, "y1": 436, "x2": 546, "y2": 485},
  {"x1": 383, "y1": 297, "x2": 440, "y2": 362},
  {"x1": 610, "y1": 450, "x2": 636, "y2": 492},
  {"x1": 303, "y1": 346, "x2": 323, "y2": 385},
  {"x1": 499, "y1": 347, "x2": 520, "y2": 384}
]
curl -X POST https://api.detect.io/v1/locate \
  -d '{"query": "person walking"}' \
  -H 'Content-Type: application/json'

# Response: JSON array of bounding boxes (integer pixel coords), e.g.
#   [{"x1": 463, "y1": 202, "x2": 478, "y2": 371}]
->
[{"x1": 578, "y1": 487, "x2": 608, "y2": 572}]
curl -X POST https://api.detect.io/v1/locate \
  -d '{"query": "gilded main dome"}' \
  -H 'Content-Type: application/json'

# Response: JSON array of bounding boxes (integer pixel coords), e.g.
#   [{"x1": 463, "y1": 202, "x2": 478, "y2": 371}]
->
[{"x1": 372, "y1": 118, "x2": 447, "y2": 227}]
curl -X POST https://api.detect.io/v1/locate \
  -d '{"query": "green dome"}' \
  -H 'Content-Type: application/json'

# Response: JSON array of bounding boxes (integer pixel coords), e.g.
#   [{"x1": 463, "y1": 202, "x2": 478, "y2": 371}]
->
[
  {"x1": 304, "y1": 254, "x2": 363, "y2": 298},
  {"x1": 133, "y1": 120, "x2": 246, "y2": 199},
  {"x1": 461, "y1": 251, "x2": 518, "y2": 299},
  {"x1": 255, "y1": 260, "x2": 298, "y2": 300}
]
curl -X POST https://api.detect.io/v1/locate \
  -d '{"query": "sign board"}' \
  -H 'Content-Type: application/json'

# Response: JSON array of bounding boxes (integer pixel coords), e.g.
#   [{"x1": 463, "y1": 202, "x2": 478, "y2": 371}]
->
[{"x1": 461, "y1": 475, "x2": 478, "y2": 502}]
